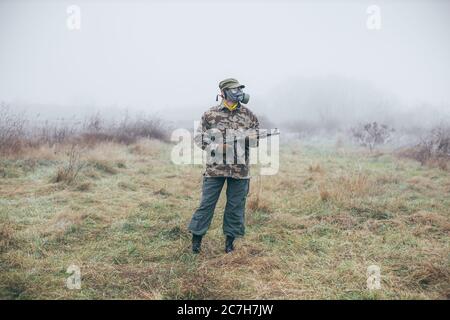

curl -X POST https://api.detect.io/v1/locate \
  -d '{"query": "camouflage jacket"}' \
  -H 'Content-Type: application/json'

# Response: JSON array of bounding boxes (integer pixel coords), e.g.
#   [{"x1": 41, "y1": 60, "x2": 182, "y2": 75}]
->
[{"x1": 194, "y1": 100, "x2": 259, "y2": 179}]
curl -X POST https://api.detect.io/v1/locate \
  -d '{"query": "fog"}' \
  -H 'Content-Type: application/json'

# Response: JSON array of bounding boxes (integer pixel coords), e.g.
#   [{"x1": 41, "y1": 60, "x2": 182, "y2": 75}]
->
[{"x1": 1, "y1": 0, "x2": 449, "y2": 128}]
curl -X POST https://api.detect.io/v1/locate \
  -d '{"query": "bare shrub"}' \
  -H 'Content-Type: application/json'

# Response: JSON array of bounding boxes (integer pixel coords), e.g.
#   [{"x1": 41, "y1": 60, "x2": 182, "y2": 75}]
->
[
  {"x1": 34, "y1": 120, "x2": 78, "y2": 146},
  {"x1": 419, "y1": 126, "x2": 449, "y2": 160},
  {"x1": 0, "y1": 103, "x2": 27, "y2": 155},
  {"x1": 83, "y1": 112, "x2": 103, "y2": 133},
  {"x1": 52, "y1": 144, "x2": 85, "y2": 184},
  {"x1": 76, "y1": 112, "x2": 113, "y2": 146},
  {"x1": 399, "y1": 126, "x2": 450, "y2": 168},
  {"x1": 113, "y1": 115, "x2": 169, "y2": 144},
  {"x1": 351, "y1": 122, "x2": 395, "y2": 151},
  {"x1": 0, "y1": 105, "x2": 170, "y2": 154},
  {"x1": 77, "y1": 113, "x2": 170, "y2": 146}
]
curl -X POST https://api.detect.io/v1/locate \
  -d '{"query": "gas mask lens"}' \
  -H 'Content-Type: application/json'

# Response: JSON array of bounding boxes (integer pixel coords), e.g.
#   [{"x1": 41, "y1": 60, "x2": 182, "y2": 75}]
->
[{"x1": 229, "y1": 87, "x2": 243, "y2": 94}]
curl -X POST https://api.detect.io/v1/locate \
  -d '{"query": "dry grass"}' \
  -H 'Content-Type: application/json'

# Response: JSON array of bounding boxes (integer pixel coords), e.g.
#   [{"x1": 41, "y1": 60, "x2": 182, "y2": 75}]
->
[
  {"x1": 41, "y1": 210, "x2": 87, "y2": 239},
  {"x1": 128, "y1": 139, "x2": 164, "y2": 157},
  {"x1": 247, "y1": 196, "x2": 272, "y2": 214},
  {"x1": 0, "y1": 220, "x2": 15, "y2": 253},
  {"x1": 308, "y1": 163, "x2": 325, "y2": 174},
  {"x1": 0, "y1": 141, "x2": 449, "y2": 299}
]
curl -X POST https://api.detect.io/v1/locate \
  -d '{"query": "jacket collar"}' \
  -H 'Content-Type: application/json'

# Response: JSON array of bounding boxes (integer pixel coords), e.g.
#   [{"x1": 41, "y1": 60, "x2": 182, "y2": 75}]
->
[{"x1": 218, "y1": 99, "x2": 241, "y2": 111}]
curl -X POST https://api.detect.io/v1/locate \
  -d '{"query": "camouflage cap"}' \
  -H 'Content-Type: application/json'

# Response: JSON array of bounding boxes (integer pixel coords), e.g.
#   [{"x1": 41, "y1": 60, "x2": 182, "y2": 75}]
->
[{"x1": 219, "y1": 78, "x2": 245, "y2": 91}]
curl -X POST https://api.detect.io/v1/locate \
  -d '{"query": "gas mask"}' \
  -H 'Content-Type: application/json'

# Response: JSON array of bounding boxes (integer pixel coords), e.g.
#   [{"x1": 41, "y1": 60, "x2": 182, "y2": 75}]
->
[{"x1": 224, "y1": 87, "x2": 250, "y2": 104}]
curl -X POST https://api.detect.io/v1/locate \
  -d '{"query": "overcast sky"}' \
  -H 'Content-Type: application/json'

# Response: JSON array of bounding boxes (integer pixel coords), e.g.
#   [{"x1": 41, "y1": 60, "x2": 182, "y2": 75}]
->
[{"x1": 1, "y1": 0, "x2": 449, "y2": 123}]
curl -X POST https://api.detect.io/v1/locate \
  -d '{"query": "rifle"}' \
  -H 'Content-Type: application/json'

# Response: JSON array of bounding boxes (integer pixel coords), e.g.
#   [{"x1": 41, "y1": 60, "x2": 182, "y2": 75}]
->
[
  {"x1": 208, "y1": 129, "x2": 280, "y2": 151},
  {"x1": 234, "y1": 128, "x2": 280, "y2": 142}
]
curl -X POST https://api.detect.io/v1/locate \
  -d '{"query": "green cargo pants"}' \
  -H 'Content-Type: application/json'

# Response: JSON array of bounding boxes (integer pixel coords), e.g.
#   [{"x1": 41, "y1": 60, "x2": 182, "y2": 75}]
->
[{"x1": 188, "y1": 177, "x2": 250, "y2": 238}]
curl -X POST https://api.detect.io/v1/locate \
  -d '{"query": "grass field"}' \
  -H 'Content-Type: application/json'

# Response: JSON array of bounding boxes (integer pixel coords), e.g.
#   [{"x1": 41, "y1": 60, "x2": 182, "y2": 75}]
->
[{"x1": 0, "y1": 139, "x2": 449, "y2": 299}]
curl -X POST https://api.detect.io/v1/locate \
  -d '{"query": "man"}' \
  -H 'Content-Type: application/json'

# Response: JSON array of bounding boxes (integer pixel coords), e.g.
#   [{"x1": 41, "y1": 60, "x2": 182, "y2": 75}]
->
[{"x1": 188, "y1": 78, "x2": 259, "y2": 254}]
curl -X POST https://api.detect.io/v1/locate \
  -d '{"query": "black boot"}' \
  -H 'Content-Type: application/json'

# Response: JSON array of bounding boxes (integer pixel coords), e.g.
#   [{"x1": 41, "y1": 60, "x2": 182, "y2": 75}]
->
[
  {"x1": 225, "y1": 235, "x2": 235, "y2": 253},
  {"x1": 192, "y1": 234, "x2": 202, "y2": 254}
]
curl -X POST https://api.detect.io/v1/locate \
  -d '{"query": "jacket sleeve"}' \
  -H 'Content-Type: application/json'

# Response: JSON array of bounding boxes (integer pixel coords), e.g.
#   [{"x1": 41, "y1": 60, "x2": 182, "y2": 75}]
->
[{"x1": 194, "y1": 113, "x2": 212, "y2": 150}]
